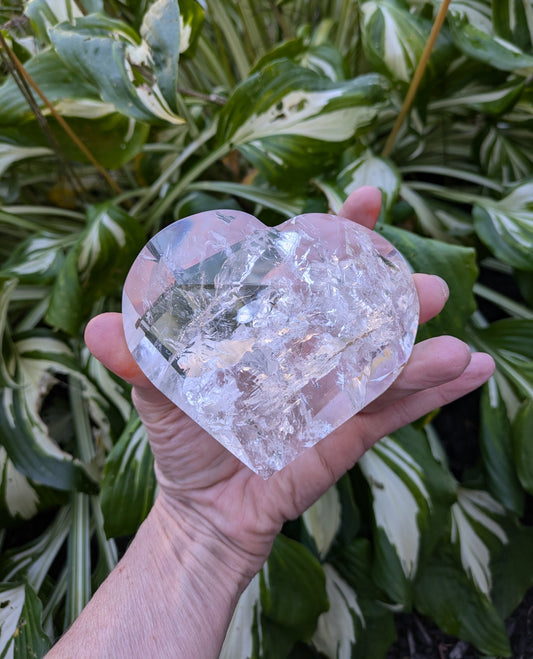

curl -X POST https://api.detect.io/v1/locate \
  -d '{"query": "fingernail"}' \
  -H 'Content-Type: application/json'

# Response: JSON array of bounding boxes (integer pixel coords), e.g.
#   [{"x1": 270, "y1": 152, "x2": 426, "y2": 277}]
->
[{"x1": 436, "y1": 276, "x2": 449, "y2": 300}]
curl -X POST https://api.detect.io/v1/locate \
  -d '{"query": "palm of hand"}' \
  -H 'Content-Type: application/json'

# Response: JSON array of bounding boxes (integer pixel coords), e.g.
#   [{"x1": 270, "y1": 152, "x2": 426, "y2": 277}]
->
[{"x1": 85, "y1": 187, "x2": 494, "y2": 575}]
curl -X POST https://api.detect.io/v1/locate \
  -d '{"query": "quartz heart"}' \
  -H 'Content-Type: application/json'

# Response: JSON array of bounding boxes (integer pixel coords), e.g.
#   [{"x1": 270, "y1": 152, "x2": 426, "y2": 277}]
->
[{"x1": 122, "y1": 210, "x2": 419, "y2": 478}]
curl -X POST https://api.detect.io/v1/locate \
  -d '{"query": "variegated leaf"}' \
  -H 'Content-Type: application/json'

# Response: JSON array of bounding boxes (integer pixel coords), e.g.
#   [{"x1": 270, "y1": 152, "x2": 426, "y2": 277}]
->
[
  {"x1": 473, "y1": 182, "x2": 533, "y2": 270},
  {"x1": 49, "y1": 2, "x2": 186, "y2": 125},
  {"x1": 220, "y1": 572, "x2": 261, "y2": 659},
  {"x1": 99, "y1": 414, "x2": 156, "y2": 538},
  {"x1": 0, "y1": 331, "x2": 98, "y2": 492},
  {"x1": 217, "y1": 59, "x2": 389, "y2": 187},
  {"x1": 0, "y1": 507, "x2": 70, "y2": 590},
  {"x1": 475, "y1": 124, "x2": 533, "y2": 185},
  {"x1": 0, "y1": 447, "x2": 40, "y2": 523},
  {"x1": 24, "y1": 0, "x2": 103, "y2": 43},
  {"x1": 46, "y1": 203, "x2": 145, "y2": 334},
  {"x1": 0, "y1": 144, "x2": 52, "y2": 177},
  {"x1": 1, "y1": 232, "x2": 66, "y2": 284},
  {"x1": 302, "y1": 485, "x2": 342, "y2": 559},
  {"x1": 361, "y1": 0, "x2": 429, "y2": 83},
  {"x1": 512, "y1": 398, "x2": 533, "y2": 494},
  {"x1": 450, "y1": 488, "x2": 508, "y2": 595},
  {"x1": 319, "y1": 150, "x2": 400, "y2": 216},
  {"x1": 359, "y1": 436, "x2": 432, "y2": 580},
  {"x1": 448, "y1": 0, "x2": 533, "y2": 73},
  {"x1": 470, "y1": 318, "x2": 533, "y2": 399},
  {"x1": 312, "y1": 564, "x2": 364, "y2": 659},
  {"x1": 493, "y1": 0, "x2": 533, "y2": 52},
  {"x1": 0, "y1": 582, "x2": 50, "y2": 658}
]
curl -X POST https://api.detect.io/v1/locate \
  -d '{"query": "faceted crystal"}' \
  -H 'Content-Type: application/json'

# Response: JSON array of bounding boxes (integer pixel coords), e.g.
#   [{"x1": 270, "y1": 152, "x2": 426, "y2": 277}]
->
[{"x1": 122, "y1": 210, "x2": 419, "y2": 478}]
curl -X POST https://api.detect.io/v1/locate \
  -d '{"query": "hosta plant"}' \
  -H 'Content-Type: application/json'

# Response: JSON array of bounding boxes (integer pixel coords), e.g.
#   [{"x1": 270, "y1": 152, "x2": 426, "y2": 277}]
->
[{"x1": 1, "y1": 0, "x2": 533, "y2": 656}]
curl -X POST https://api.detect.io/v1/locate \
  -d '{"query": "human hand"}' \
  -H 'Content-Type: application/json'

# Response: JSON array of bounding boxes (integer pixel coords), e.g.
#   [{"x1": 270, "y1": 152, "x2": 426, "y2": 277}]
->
[{"x1": 85, "y1": 186, "x2": 495, "y2": 580}]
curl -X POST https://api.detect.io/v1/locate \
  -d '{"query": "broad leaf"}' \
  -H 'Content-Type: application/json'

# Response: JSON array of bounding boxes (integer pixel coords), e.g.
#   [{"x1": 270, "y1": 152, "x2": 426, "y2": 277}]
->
[
  {"x1": 359, "y1": 427, "x2": 456, "y2": 605},
  {"x1": 448, "y1": 0, "x2": 533, "y2": 73},
  {"x1": 319, "y1": 150, "x2": 400, "y2": 218},
  {"x1": 311, "y1": 564, "x2": 364, "y2": 658},
  {"x1": 49, "y1": 6, "x2": 185, "y2": 124},
  {"x1": 46, "y1": 203, "x2": 145, "y2": 334},
  {"x1": 479, "y1": 379, "x2": 525, "y2": 514},
  {"x1": 302, "y1": 485, "x2": 341, "y2": 559},
  {"x1": 100, "y1": 414, "x2": 156, "y2": 539},
  {"x1": 450, "y1": 488, "x2": 509, "y2": 596},
  {"x1": 512, "y1": 398, "x2": 533, "y2": 494},
  {"x1": 217, "y1": 58, "x2": 390, "y2": 188},
  {"x1": 380, "y1": 225, "x2": 478, "y2": 341},
  {"x1": 473, "y1": 182, "x2": 533, "y2": 270},
  {"x1": 471, "y1": 318, "x2": 533, "y2": 398},
  {"x1": 25, "y1": 0, "x2": 104, "y2": 43},
  {"x1": 361, "y1": 0, "x2": 430, "y2": 84},
  {"x1": 222, "y1": 535, "x2": 328, "y2": 658},
  {"x1": 414, "y1": 548, "x2": 511, "y2": 656},
  {"x1": 0, "y1": 582, "x2": 51, "y2": 658},
  {"x1": 0, "y1": 448, "x2": 40, "y2": 523},
  {"x1": 0, "y1": 330, "x2": 98, "y2": 492}
]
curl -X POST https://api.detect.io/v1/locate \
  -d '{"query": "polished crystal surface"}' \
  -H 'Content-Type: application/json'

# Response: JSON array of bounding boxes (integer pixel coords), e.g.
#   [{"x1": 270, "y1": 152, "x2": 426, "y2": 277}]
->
[{"x1": 122, "y1": 210, "x2": 419, "y2": 478}]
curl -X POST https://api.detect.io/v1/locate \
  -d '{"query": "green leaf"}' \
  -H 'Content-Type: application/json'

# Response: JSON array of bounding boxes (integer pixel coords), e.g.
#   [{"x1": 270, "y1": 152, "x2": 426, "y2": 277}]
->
[
  {"x1": 0, "y1": 143, "x2": 52, "y2": 177},
  {"x1": 380, "y1": 225, "x2": 478, "y2": 341},
  {"x1": 99, "y1": 414, "x2": 156, "y2": 538},
  {"x1": 493, "y1": 0, "x2": 533, "y2": 53},
  {"x1": 25, "y1": 0, "x2": 104, "y2": 43},
  {"x1": 260, "y1": 535, "x2": 328, "y2": 656},
  {"x1": 471, "y1": 318, "x2": 533, "y2": 398},
  {"x1": 220, "y1": 573, "x2": 261, "y2": 659},
  {"x1": 359, "y1": 427, "x2": 456, "y2": 606},
  {"x1": 414, "y1": 547, "x2": 511, "y2": 656},
  {"x1": 0, "y1": 331, "x2": 98, "y2": 492},
  {"x1": 512, "y1": 398, "x2": 533, "y2": 494},
  {"x1": 473, "y1": 182, "x2": 533, "y2": 270},
  {"x1": 217, "y1": 58, "x2": 389, "y2": 188},
  {"x1": 361, "y1": 0, "x2": 430, "y2": 84},
  {"x1": 448, "y1": 0, "x2": 533, "y2": 73},
  {"x1": 479, "y1": 379, "x2": 525, "y2": 514},
  {"x1": 46, "y1": 203, "x2": 145, "y2": 335},
  {"x1": 0, "y1": 582, "x2": 51, "y2": 659},
  {"x1": 320, "y1": 150, "x2": 400, "y2": 217},
  {"x1": 49, "y1": 12, "x2": 185, "y2": 124}
]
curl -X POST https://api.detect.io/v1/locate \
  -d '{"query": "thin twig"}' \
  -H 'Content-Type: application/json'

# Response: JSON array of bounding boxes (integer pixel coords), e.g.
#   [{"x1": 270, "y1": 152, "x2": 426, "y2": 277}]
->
[
  {"x1": 0, "y1": 34, "x2": 123, "y2": 195},
  {"x1": 382, "y1": 0, "x2": 452, "y2": 157}
]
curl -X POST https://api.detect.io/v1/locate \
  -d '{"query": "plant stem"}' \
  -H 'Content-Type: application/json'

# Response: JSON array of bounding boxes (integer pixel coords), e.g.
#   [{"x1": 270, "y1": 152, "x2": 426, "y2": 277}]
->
[{"x1": 382, "y1": 0, "x2": 452, "y2": 157}]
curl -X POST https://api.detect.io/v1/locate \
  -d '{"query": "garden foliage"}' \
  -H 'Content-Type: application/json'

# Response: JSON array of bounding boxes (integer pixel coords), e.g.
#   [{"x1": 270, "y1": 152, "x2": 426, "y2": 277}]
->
[{"x1": 1, "y1": 0, "x2": 533, "y2": 656}]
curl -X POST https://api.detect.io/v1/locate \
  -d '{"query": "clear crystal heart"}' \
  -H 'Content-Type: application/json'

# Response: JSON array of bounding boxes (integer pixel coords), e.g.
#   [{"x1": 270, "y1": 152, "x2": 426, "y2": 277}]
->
[{"x1": 122, "y1": 210, "x2": 419, "y2": 478}]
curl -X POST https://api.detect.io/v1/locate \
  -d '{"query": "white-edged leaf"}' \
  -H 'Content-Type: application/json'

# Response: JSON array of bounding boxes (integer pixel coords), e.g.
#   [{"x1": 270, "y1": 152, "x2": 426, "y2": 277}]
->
[
  {"x1": 0, "y1": 507, "x2": 70, "y2": 591},
  {"x1": 99, "y1": 414, "x2": 156, "y2": 538},
  {"x1": 0, "y1": 582, "x2": 50, "y2": 658},
  {"x1": 448, "y1": 0, "x2": 533, "y2": 73},
  {"x1": 220, "y1": 572, "x2": 261, "y2": 659},
  {"x1": 0, "y1": 144, "x2": 52, "y2": 177},
  {"x1": 312, "y1": 564, "x2": 364, "y2": 659},
  {"x1": 473, "y1": 182, "x2": 533, "y2": 270},
  {"x1": 322, "y1": 150, "x2": 400, "y2": 216},
  {"x1": 302, "y1": 485, "x2": 341, "y2": 559},
  {"x1": 361, "y1": 0, "x2": 429, "y2": 83},
  {"x1": 0, "y1": 448, "x2": 39, "y2": 522},
  {"x1": 49, "y1": 12, "x2": 185, "y2": 125},
  {"x1": 0, "y1": 330, "x2": 98, "y2": 492},
  {"x1": 1, "y1": 232, "x2": 66, "y2": 284},
  {"x1": 359, "y1": 436, "x2": 432, "y2": 579},
  {"x1": 475, "y1": 125, "x2": 533, "y2": 185},
  {"x1": 450, "y1": 488, "x2": 508, "y2": 595}
]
